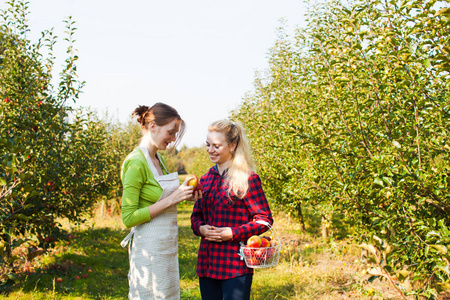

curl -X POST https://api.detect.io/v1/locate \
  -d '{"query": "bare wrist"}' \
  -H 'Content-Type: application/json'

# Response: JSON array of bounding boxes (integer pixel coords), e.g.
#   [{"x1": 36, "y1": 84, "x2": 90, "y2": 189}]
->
[{"x1": 167, "y1": 194, "x2": 178, "y2": 206}]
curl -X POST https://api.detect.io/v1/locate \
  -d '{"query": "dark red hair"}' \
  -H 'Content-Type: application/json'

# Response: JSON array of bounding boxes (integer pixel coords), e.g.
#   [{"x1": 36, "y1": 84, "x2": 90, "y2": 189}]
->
[{"x1": 132, "y1": 102, "x2": 186, "y2": 148}]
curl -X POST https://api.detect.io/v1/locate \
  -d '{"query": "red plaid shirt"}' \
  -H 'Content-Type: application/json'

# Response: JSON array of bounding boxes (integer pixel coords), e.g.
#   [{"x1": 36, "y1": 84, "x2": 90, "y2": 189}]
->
[{"x1": 191, "y1": 165, "x2": 273, "y2": 280}]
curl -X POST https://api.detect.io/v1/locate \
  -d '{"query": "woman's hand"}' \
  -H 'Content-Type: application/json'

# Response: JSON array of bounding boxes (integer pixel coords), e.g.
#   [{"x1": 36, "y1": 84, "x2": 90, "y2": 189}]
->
[
  {"x1": 169, "y1": 178, "x2": 195, "y2": 204},
  {"x1": 148, "y1": 178, "x2": 196, "y2": 219},
  {"x1": 191, "y1": 188, "x2": 203, "y2": 202},
  {"x1": 199, "y1": 225, "x2": 233, "y2": 242},
  {"x1": 182, "y1": 176, "x2": 203, "y2": 202}
]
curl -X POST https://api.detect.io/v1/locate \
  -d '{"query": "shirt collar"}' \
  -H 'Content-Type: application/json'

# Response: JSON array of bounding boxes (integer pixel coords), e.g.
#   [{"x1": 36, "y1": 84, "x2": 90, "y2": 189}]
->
[{"x1": 212, "y1": 164, "x2": 228, "y2": 177}]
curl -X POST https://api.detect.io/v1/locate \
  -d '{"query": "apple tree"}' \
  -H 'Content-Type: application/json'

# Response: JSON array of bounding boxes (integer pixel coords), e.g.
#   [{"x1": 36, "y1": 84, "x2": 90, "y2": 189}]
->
[
  {"x1": 234, "y1": 0, "x2": 450, "y2": 297},
  {"x1": 0, "y1": 0, "x2": 118, "y2": 291}
]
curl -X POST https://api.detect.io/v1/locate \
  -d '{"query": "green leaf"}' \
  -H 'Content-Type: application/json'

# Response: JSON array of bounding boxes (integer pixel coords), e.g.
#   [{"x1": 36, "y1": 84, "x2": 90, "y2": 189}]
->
[
  {"x1": 397, "y1": 270, "x2": 410, "y2": 279},
  {"x1": 23, "y1": 204, "x2": 34, "y2": 210},
  {"x1": 368, "y1": 267, "x2": 384, "y2": 276},
  {"x1": 435, "y1": 7, "x2": 450, "y2": 16},
  {"x1": 438, "y1": 281, "x2": 450, "y2": 291},
  {"x1": 15, "y1": 214, "x2": 30, "y2": 221},
  {"x1": 360, "y1": 243, "x2": 378, "y2": 256},
  {"x1": 392, "y1": 140, "x2": 401, "y2": 148},
  {"x1": 430, "y1": 245, "x2": 448, "y2": 255},
  {"x1": 6, "y1": 273, "x2": 18, "y2": 282},
  {"x1": 422, "y1": 58, "x2": 431, "y2": 68},
  {"x1": 374, "y1": 178, "x2": 384, "y2": 186}
]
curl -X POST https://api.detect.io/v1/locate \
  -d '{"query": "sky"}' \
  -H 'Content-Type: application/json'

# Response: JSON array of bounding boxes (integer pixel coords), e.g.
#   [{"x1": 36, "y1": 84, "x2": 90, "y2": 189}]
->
[{"x1": 2, "y1": 0, "x2": 307, "y2": 148}]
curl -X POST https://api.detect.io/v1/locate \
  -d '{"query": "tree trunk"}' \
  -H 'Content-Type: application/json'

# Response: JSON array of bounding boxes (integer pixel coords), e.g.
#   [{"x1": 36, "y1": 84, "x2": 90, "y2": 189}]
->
[
  {"x1": 297, "y1": 203, "x2": 305, "y2": 231},
  {"x1": 100, "y1": 199, "x2": 105, "y2": 216},
  {"x1": 321, "y1": 215, "x2": 329, "y2": 241}
]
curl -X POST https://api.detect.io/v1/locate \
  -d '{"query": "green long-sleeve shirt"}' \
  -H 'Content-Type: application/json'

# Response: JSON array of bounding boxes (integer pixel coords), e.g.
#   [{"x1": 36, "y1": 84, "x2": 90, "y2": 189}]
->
[{"x1": 120, "y1": 148, "x2": 169, "y2": 228}]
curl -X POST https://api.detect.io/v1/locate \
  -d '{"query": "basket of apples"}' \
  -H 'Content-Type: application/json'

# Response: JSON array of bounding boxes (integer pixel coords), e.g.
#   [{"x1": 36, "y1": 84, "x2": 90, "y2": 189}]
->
[{"x1": 239, "y1": 221, "x2": 281, "y2": 268}]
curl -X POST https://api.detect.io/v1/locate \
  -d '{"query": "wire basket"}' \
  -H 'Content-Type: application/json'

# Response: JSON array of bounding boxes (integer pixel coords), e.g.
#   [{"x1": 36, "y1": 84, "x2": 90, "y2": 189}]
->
[{"x1": 239, "y1": 221, "x2": 281, "y2": 269}]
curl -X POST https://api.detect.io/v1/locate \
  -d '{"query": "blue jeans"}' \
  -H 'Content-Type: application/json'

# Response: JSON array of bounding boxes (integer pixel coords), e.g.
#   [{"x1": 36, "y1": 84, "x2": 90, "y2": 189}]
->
[{"x1": 199, "y1": 274, "x2": 253, "y2": 300}]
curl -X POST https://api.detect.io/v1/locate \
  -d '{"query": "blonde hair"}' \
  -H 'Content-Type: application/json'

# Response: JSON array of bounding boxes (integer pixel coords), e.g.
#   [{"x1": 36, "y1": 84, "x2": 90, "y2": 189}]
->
[{"x1": 208, "y1": 120, "x2": 255, "y2": 198}]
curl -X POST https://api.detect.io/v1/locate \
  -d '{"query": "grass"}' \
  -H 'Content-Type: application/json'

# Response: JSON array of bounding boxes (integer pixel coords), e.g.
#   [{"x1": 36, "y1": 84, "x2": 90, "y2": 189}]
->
[{"x1": 1, "y1": 201, "x2": 405, "y2": 300}]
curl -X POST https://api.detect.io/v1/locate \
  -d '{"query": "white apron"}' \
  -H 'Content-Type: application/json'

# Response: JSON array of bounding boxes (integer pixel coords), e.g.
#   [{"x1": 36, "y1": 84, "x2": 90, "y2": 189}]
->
[{"x1": 121, "y1": 145, "x2": 180, "y2": 300}]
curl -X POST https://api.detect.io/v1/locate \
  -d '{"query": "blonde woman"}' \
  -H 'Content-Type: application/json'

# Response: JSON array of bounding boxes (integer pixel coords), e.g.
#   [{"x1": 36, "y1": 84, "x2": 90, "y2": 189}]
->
[
  {"x1": 191, "y1": 120, "x2": 273, "y2": 300},
  {"x1": 121, "y1": 103, "x2": 201, "y2": 300}
]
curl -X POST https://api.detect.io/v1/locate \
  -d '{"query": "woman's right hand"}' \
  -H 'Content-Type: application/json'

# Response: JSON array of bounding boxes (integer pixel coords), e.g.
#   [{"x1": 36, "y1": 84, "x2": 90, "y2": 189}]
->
[
  {"x1": 170, "y1": 177, "x2": 195, "y2": 204},
  {"x1": 199, "y1": 225, "x2": 230, "y2": 242},
  {"x1": 148, "y1": 178, "x2": 194, "y2": 219}
]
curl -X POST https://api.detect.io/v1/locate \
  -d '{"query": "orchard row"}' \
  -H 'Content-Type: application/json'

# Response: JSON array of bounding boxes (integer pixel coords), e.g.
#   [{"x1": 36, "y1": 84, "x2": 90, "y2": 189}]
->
[
  {"x1": 0, "y1": 1, "x2": 141, "y2": 292},
  {"x1": 233, "y1": 0, "x2": 450, "y2": 298}
]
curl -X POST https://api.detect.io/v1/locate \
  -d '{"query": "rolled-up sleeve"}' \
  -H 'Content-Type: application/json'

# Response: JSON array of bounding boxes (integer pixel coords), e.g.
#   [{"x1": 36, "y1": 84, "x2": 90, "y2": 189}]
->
[{"x1": 121, "y1": 159, "x2": 151, "y2": 228}]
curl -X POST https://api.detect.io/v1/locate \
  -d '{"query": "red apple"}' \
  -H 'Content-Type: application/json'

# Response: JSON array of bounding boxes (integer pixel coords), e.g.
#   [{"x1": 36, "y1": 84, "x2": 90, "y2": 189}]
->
[
  {"x1": 187, "y1": 175, "x2": 203, "y2": 195},
  {"x1": 187, "y1": 175, "x2": 198, "y2": 189},
  {"x1": 195, "y1": 183, "x2": 203, "y2": 193},
  {"x1": 56, "y1": 278, "x2": 63, "y2": 282},
  {"x1": 266, "y1": 247, "x2": 276, "y2": 260},
  {"x1": 260, "y1": 238, "x2": 270, "y2": 247},
  {"x1": 247, "y1": 235, "x2": 261, "y2": 248},
  {"x1": 243, "y1": 247, "x2": 253, "y2": 258},
  {"x1": 254, "y1": 248, "x2": 266, "y2": 259},
  {"x1": 261, "y1": 235, "x2": 271, "y2": 242},
  {"x1": 247, "y1": 257, "x2": 259, "y2": 266}
]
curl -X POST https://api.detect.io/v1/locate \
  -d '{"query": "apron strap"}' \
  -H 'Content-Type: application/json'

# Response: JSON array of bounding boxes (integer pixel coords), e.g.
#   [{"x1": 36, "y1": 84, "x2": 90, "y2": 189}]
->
[
  {"x1": 121, "y1": 227, "x2": 135, "y2": 248},
  {"x1": 138, "y1": 144, "x2": 170, "y2": 176},
  {"x1": 156, "y1": 153, "x2": 169, "y2": 174}
]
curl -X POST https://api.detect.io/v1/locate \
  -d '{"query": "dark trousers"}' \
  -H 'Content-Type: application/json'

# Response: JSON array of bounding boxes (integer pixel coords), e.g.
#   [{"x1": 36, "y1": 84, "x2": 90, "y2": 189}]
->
[{"x1": 199, "y1": 274, "x2": 253, "y2": 300}]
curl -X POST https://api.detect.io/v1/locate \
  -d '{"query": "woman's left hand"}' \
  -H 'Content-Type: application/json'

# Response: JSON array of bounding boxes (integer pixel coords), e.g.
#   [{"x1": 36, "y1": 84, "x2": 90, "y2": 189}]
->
[
  {"x1": 215, "y1": 227, "x2": 233, "y2": 242},
  {"x1": 191, "y1": 189, "x2": 203, "y2": 202},
  {"x1": 200, "y1": 225, "x2": 233, "y2": 242}
]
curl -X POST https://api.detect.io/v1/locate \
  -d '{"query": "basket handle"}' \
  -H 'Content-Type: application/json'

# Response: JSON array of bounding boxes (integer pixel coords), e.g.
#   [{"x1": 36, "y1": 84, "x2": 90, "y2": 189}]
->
[
  {"x1": 254, "y1": 220, "x2": 280, "y2": 243},
  {"x1": 255, "y1": 220, "x2": 271, "y2": 227}
]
